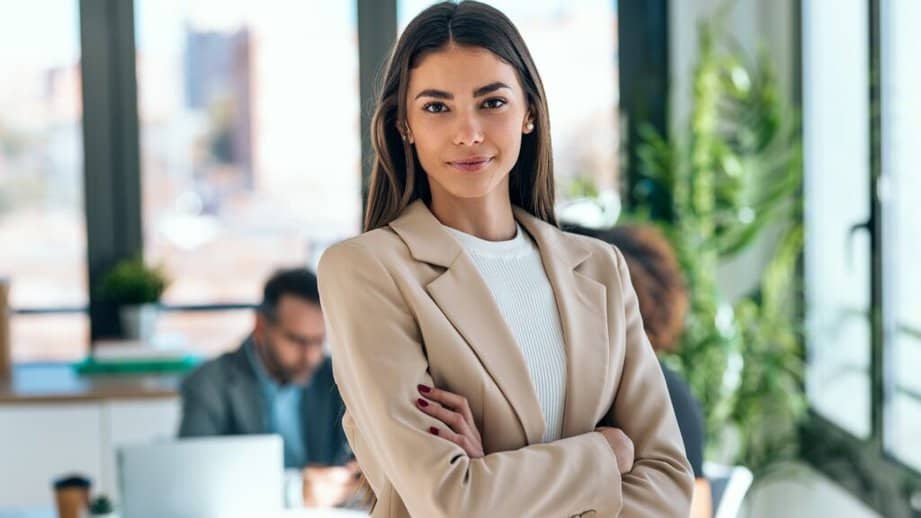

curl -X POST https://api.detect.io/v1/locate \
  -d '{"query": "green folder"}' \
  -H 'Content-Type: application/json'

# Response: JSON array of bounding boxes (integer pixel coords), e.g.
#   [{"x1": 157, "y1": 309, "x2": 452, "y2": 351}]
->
[{"x1": 74, "y1": 355, "x2": 201, "y2": 375}]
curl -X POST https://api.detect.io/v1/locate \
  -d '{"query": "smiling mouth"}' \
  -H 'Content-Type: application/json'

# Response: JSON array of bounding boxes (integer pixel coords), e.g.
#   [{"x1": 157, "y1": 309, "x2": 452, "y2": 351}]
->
[{"x1": 447, "y1": 157, "x2": 493, "y2": 172}]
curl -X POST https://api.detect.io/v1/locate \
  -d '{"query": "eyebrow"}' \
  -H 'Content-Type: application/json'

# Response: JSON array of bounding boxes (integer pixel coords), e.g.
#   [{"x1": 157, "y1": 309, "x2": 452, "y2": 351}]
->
[{"x1": 414, "y1": 81, "x2": 512, "y2": 101}]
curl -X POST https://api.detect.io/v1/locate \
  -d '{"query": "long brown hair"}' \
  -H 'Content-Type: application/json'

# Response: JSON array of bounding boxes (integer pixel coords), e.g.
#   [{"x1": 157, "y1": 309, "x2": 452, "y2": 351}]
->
[{"x1": 363, "y1": 0, "x2": 557, "y2": 232}]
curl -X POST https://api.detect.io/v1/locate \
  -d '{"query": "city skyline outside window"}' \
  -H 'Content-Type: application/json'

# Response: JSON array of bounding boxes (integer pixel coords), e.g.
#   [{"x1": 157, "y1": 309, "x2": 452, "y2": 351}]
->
[{"x1": 136, "y1": 1, "x2": 362, "y2": 355}]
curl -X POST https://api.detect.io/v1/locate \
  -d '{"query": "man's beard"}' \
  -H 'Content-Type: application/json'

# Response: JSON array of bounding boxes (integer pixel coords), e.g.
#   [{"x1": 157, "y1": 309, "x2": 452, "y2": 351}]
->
[{"x1": 259, "y1": 340, "x2": 312, "y2": 386}]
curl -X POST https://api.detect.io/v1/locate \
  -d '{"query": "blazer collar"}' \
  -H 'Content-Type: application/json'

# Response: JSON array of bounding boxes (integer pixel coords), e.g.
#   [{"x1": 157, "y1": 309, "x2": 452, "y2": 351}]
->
[
  {"x1": 389, "y1": 199, "x2": 592, "y2": 269},
  {"x1": 388, "y1": 200, "x2": 610, "y2": 444}
]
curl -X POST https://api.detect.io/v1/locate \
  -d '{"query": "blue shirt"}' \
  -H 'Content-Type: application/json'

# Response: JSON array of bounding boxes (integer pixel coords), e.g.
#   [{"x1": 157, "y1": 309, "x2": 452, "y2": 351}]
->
[{"x1": 245, "y1": 339, "x2": 307, "y2": 469}]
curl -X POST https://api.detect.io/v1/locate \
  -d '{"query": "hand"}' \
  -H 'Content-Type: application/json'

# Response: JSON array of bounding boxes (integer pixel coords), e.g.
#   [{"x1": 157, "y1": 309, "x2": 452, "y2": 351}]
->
[
  {"x1": 415, "y1": 384, "x2": 485, "y2": 458},
  {"x1": 302, "y1": 461, "x2": 361, "y2": 508},
  {"x1": 595, "y1": 426, "x2": 634, "y2": 474}
]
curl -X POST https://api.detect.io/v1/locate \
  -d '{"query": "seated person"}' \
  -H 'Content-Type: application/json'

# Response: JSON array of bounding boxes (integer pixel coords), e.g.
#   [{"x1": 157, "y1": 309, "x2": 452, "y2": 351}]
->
[
  {"x1": 567, "y1": 223, "x2": 712, "y2": 518},
  {"x1": 179, "y1": 267, "x2": 358, "y2": 508}
]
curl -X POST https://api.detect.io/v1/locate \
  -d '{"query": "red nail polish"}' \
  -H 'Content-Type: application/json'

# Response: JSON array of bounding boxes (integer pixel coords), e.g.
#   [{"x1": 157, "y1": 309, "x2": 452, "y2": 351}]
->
[
  {"x1": 418, "y1": 384, "x2": 431, "y2": 393},
  {"x1": 417, "y1": 398, "x2": 429, "y2": 407},
  {"x1": 429, "y1": 427, "x2": 439, "y2": 435}
]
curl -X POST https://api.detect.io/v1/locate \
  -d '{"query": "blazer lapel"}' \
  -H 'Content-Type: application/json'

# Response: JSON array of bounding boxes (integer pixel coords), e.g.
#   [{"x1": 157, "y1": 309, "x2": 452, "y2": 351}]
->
[
  {"x1": 390, "y1": 201, "x2": 546, "y2": 445},
  {"x1": 514, "y1": 208, "x2": 611, "y2": 437}
]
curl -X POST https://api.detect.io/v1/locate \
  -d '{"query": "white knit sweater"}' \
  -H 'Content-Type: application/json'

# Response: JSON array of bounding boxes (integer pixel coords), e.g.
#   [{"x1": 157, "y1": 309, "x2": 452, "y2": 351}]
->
[{"x1": 442, "y1": 223, "x2": 567, "y2": 443}]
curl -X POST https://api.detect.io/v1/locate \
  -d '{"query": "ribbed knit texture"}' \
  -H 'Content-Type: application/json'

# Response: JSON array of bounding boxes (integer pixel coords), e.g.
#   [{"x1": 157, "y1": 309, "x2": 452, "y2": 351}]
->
[{"x1": 442, "y1": 223, "x2": 567, "y2": 442}]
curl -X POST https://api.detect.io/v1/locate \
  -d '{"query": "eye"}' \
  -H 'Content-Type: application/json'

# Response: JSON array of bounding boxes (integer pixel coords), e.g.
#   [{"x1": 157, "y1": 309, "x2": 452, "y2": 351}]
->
[
  {"x1": 423, "y1": 102, "x2": 449, "y2": 113},
  {"x1": 482, "y1": 97, "x2": 507, "y2": 109}
]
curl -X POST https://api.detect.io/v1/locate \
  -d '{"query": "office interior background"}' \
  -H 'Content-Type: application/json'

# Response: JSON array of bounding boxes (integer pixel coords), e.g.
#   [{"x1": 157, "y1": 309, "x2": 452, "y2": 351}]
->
[{"x1": 0, "y1": 0, "x2": 918, "y2": 516}]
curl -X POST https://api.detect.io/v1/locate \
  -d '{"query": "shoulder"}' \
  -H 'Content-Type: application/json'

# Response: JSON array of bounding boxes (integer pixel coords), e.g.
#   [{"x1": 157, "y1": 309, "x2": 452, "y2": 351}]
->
[
  {"x1": 318, "y1": 227, "x2": 409, "y2": 276},
  {"x1": 560, "y1": 228, "x2": 615, "y2": 254},
  {"x1": 557, "y1": 227, "x2": 627, "y2": 275},
  {"x1": 181, "y1": 347, "x2": 244, "y2": 396}
]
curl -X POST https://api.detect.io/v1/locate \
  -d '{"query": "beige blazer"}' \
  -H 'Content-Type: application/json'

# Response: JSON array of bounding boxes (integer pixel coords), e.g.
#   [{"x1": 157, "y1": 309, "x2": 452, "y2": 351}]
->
[{"x1": 318, "y1": 200, "x2": 693, "y2": 518}]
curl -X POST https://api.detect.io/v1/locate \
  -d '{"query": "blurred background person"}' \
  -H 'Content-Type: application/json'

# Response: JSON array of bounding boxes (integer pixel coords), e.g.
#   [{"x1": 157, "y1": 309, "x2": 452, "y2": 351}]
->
[{"x1": 178, "y1": 267, "x2": 359, "y2": 508}]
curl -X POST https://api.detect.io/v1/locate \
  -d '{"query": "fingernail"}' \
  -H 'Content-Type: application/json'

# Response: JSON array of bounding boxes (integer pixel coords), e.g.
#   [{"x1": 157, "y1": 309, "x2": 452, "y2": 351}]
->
[
  {"x1": 429, "y1": 427, "x2": 439, "y2": 435},
  {"x1": 417, "y1": 398, "x2": 429, "y2": 407},
  {"x1": 418, "y1": 384, "x2": 431, "y2": 393}
]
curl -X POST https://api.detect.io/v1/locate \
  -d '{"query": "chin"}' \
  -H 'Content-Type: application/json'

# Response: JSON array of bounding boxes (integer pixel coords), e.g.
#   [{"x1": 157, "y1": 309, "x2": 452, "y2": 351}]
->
[
  {"x1": 445, "y1": 185, "x2": 498, "y2": 199},
  {"x1": 440, "y1": 175, "x2": 508, "y2": 200}
]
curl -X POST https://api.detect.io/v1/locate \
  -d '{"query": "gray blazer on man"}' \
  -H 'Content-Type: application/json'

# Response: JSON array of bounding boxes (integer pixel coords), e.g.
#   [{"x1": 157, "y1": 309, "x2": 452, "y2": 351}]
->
[{"x1": 178, "y1": 337, "x2": 351, "y2": 466}]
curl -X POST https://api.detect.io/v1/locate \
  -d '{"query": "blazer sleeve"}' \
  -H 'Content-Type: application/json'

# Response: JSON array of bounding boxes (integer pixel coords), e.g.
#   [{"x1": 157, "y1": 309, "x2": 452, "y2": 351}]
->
[
  {"x1": 177, "y1": 368, "x2": 225, "y2": 437},
  {"x1": 318, "y1": 240, "x2": 624, "y2": 518},
  {"x1": 603, "y1": 246, "x2": 695, "y2": 516}
]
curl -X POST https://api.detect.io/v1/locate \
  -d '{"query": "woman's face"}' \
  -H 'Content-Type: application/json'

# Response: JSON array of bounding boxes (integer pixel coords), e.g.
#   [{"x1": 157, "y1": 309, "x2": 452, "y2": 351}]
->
[{"x1": 404, "y1": 44, "x2": 534, "y2": 205}]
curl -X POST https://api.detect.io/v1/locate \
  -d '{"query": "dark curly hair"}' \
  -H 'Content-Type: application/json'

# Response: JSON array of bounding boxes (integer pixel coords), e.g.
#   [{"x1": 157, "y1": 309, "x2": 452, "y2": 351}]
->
[{"x1": 567, "y1": 224, "x2": 688, "y2": 353}]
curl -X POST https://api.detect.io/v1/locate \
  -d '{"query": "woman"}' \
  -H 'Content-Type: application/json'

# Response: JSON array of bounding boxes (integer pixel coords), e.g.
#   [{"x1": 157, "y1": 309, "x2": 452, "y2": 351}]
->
[
  {"x1": 317, "y1": 2, "x2": 693, "y2": 516},
  {"x1": 567, "y1": 224, "x2": 713, "y2": 518}
]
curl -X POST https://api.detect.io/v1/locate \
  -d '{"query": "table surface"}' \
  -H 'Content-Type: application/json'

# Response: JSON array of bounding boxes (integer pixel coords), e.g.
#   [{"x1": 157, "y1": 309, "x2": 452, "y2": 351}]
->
[{"x1": 0, "y1": 363, "x2": 181, "y2": 404}]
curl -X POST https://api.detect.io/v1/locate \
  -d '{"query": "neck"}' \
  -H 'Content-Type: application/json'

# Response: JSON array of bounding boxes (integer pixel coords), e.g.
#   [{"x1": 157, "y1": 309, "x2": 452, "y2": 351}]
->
[{"x1": 429, "y1": 185, "x2": 516, "y2": 241}]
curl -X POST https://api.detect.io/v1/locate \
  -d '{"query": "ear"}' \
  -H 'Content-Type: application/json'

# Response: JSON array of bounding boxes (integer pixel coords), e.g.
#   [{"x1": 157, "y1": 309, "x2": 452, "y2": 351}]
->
[
  {"x1": 397, "y1": 121, "x2": 415, "y2": 144},
  {"x1": 523, "y1": 114, "x2": 535, "y2": 134}
]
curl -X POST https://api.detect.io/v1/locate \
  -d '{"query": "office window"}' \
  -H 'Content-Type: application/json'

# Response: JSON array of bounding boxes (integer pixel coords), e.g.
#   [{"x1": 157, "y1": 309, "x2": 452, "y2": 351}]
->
[
  {"x1": 802, "y1": 0, "x2": 871, "y2": 438},
  {"x1": 398, "y1": 0, "x2": 620, "y2": 204},
  {"x1": 0, "y1": 0, "x2": 88, "y2": 362},
  {"x1": 135, "y1": 1, "x2": 361, "y2": 355},
  {"x1": 882, "y1": 0, "x2": 921, "y2": 472}
]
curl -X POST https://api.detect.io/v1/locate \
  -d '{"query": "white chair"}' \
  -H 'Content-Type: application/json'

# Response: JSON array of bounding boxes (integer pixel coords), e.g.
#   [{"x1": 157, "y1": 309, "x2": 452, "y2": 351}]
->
[{"x1": 704, "y1": 462, "x2": 754, "y2": 518}]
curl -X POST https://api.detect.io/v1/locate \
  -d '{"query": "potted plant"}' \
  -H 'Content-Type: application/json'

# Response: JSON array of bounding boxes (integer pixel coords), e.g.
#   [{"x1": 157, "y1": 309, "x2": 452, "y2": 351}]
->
[
  {"x1": 99, "y1": 255, "x2": 169, "y2": 342},
  {"x1": 632, "y1": 15, "x2": 805, "y2": 472},
  {"x1": 89, "y1": 495, "x2": 118, "y2": 518}
]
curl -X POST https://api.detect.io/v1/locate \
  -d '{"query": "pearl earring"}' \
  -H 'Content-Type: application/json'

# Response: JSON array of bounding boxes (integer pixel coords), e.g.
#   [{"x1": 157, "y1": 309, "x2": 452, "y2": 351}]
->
[{"x1": 525, "y1": 121, "x2": 534, "y2": 132}]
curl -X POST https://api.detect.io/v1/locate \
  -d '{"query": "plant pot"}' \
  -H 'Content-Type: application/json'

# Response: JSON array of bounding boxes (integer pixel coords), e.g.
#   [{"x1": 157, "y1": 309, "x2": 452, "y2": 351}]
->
[
  {"x1": 90, "y1": 513, "x2": 119, "y2": 518},
  {"x1": 119, "y1": 303, "x2": 159, "y2": 342}
]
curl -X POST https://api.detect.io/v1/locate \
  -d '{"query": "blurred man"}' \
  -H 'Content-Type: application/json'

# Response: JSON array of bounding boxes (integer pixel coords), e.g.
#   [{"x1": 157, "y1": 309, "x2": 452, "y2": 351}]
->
[{"x1": 179, "y1": 268, "x2": 359, "y2": 508}]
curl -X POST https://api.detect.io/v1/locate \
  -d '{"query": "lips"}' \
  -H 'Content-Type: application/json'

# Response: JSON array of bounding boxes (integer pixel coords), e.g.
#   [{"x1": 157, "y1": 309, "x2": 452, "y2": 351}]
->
[{"x1": 447, "y1": 156, "x2": 493, "y2": 172}]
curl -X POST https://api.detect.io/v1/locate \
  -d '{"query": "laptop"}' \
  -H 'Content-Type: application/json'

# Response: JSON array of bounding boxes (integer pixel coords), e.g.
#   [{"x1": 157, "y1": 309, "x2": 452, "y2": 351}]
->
[{"x1": 117, "y1": 435, "x2": 284, "y2": 518}]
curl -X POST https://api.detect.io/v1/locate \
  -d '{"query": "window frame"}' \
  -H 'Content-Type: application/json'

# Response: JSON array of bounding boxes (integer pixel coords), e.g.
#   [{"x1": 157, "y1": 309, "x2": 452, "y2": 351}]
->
[
  {"x1": 799, "y1": 0, "x2": 921, "y2": 514},
  {"x1": 17, "y1": 0, "x2": 649, "y2": 360},
  {"x1": 10, "y1": 0, "x2": 395, "y2": 349}
]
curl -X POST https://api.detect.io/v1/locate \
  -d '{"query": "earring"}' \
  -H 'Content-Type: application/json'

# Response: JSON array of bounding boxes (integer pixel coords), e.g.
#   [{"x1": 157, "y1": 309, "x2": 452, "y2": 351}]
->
[{"x1": 525, "y1": 121, "x2": 534, "y2": 133}]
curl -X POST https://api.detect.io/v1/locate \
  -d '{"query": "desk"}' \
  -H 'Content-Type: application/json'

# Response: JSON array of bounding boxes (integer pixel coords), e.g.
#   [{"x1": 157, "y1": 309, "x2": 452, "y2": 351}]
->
[
  {"x1": 0, "y1": 365, "x2": 182, "y2": 507},
  {"x1": 0, "y1": 363, "x2": 180, "y2": 404}
]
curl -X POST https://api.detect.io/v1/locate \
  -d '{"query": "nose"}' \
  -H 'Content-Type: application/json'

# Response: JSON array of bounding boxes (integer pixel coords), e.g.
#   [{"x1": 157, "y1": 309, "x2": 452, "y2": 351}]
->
[{"x1": 452, "y1": 110, "x2": 484, "y2": 146}]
